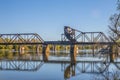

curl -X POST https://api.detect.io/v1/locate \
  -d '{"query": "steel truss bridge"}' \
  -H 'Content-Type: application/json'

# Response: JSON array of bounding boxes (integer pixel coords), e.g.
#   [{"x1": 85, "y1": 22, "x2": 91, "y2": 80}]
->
[
  {"x1": 0, "y1": 26, "x2": 120, "y2": 79},
  {"x1": 0, "y1": 26, "x2": 118, "y2": 63},
  {"x1": 0, "y1": 26, "x2": 111, "y2": 45}
]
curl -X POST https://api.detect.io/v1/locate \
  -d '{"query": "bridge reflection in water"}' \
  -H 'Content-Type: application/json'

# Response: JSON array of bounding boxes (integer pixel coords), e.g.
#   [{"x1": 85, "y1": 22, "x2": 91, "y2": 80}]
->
[
  {"x1": 0, "y1": 27, "x2": 120, "y2": 79},
  {"x1": 0, "y1": 54, "x2": 120, "y2": 79}
]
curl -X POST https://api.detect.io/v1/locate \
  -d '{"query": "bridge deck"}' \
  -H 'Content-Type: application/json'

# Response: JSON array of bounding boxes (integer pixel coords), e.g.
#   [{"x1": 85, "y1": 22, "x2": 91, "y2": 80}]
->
[{"x1": 0, "y1": 41, "x2": 114, "y2": 45}]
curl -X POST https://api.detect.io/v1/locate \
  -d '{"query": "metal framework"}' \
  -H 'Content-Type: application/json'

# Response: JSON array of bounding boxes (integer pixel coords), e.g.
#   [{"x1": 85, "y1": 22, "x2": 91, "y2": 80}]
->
[
  {"x1": 0, "y1": 27, "x2": 119, "y2": 80},
  {"x1": 0, "y1": 33, "x2": 44, "y2": 45},
  {"x1": 63, "y1": 26, "x2": 110, "y2": 43},
  {"x1": 0, "y1": 27, "x2": 117, "y2": 62},
  {"x1": 0, "y1": 27, "x2": 113, "y2": 45},
  {"x1": 62, "y1": 26, "x2": 112, "y2": 57}
]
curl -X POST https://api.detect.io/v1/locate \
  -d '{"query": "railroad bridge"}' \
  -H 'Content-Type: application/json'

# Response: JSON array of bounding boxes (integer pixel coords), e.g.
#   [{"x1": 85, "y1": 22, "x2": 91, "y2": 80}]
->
[{"x1": 0, "y1": 26, "x2": 118, "y2": 63}]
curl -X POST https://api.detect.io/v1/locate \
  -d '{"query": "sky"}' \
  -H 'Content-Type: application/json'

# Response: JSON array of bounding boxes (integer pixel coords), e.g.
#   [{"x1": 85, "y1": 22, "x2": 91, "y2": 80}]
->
[{"x1": 0, "y1": 0, "x2": 117, "y2": 41}]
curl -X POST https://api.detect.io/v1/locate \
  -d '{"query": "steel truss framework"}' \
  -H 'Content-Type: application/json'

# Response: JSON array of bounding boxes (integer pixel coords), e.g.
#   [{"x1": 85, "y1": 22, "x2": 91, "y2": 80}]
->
[
  {"x1": 63, "y1": 26, "x2": 110, "y2": 43},
  {"x1": 0, "y1": 33, "x2": 44, "y2": 45},
  {"x1": 62, "y1": 26, "x2": 112, "y2": 56},
  {"x1": 0, "y1": 27, "x2": 113, "y2": 46}
]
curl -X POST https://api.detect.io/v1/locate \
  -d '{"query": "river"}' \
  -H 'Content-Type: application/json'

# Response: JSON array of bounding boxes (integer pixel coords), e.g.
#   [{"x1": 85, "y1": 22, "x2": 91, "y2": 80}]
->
[{"x1": 0, "y1": 51, "x2": 120, "y2": 80}]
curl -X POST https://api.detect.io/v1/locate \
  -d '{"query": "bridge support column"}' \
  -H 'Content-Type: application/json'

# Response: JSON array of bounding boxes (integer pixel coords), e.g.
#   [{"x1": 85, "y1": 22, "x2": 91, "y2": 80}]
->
[
  {"x1": 70, "y1": 45, "x2": 78, "y2": 64},
  {"x1": 65, "y1": 46, "x2": 68, "y2": 53},
  {"x1": 42, "y1": 45, "x2": 50, "y2": 61},
  {"x1": 53, "y1": 45, "x2": 56, "y2": 55},
  {"x1": 19, "y1": 46, "x2": 25, "y2": 55},
  {"x1": 110, "y1": 45, "x2": 114, "y2": 62},
  {"x1": 92, "y1": 45, "x2": 95, "y2": 57},
  {"x1": 36, "y1": 45, "x2": 39, "y2": 55}
]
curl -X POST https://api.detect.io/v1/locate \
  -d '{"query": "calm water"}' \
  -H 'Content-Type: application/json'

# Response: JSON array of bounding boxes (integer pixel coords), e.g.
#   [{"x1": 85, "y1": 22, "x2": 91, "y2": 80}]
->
[
  {"x1": 0, "y1": 63, "x2": 96, "y2": 80},
  {"x1": 0, "y1": 52, "x2": 120, "y2": 80}
]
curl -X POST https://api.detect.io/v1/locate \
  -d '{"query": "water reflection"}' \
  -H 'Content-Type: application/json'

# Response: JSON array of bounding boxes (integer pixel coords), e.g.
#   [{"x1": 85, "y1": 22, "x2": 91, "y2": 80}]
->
[
  {"x1": 0, "y1": 52, "x2": 120, "y2": 80},
  {"x1": 1, "y1": 60, "x2": 119, "y2": 80},
  {"x1": 64, "y1": 64, "x2": 75, "y2": 79}
]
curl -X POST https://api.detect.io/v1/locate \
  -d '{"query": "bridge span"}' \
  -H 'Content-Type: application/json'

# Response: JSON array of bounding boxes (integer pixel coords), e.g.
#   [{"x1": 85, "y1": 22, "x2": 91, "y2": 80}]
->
[
  {"x1": 0, "y1": 26, "x2": 118, "y2": 63},
  {"x1": 0, "y1": 26, "x2": 112, "y2": 45}
]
